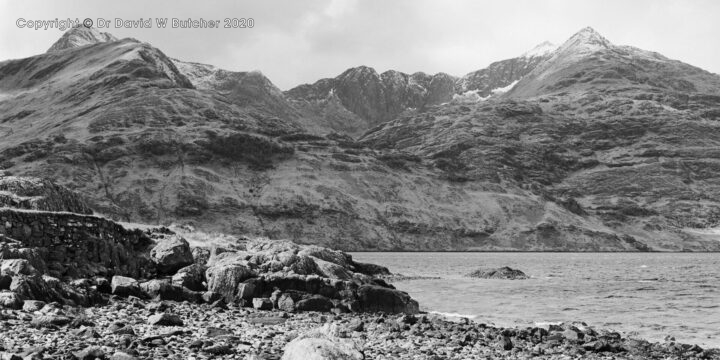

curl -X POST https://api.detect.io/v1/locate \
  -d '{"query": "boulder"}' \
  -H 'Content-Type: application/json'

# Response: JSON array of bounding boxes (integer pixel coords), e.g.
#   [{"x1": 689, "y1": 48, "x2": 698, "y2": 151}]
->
[
  {"x1": 297, "y1": 246, "x2": 352, "y2": 269},
  {"x1": 110, "y1": 351, "x2": 138, "y2": 360},
  {"x1": 0, "y1": 245, "x2": 48, "y2": 274},
  {"x1": 111, "y1": 276, "x2": 144, "y2": 298},
  {"x1": 205, "y1": 263, "x2": 255, "y2": 303},
  {"x1": 281, "y1": 323, "x2": 363, "y2": 360},
  {"x1": 355, "y1": 285, "x2": 419, "y2": 314},
  {"x1": 252, "y1": 297, "x2": 273, "y2": 310},
  {"x1": 467, "y1": 266, "x2": 529, "y2": 280},
  {"x1": 73, "y1": 347, "x2": 105, "y2": 360},
  {"x1": 0, "y1": 291, "x2": 23, "y2": 309},
  {"x1": 150, "y1": 235, "x2": 194, "y2": 275},
  {"x1": 172, "y1": 263, "x2": 206, "y2": 291},
  {"x1": 311, "y1": 257, "x2": 353, "y2": 280},
  {"x1": 94, "y1": 277, "x2": 112, "y2": 293},
  {"x1": 147, "y1": 313, "x2": 183, "y2": 326},
  {"x1": 31, "y1": 314, "x2": 73, "y2": 327},
  {"x1": 1, "y1": 259, "x2": 38, "y2": 277},
  {"x1": 22, "y1": 300, "x2": 46, "y2": 312},
  {"x1": 202, "y1": 344, "x2": 233, "y2": 355},
  {"x1": 352, "y1": 261, "x2": 390, "y2": 276},
  {"x1": 10, "y1": 275, "x2": 59, "y2": 303},
  {"x1": 192, "y1": 247, "x2": 211, "y2": 266},
  {"x1": 277, "y1": 292, "x2": 301, "y2": 312},
  {"x1": 139, "y1": 279, "x2": 184, "y2": 301},
  {"x1": 202, "y1": 291, "x2": 222, "y2": 304},
  {"x1": 0, "y1": 274, "x2": 11, "y2": 290},
  {"x1": 247, "y1": 239, "x2": 300, "y2": 254},
  {"x1": 295, "y1": 295, "x2": 334, "y2": 313},
  {"x1": 236, "y1": 282, "x2": 256, "y2": 301}
]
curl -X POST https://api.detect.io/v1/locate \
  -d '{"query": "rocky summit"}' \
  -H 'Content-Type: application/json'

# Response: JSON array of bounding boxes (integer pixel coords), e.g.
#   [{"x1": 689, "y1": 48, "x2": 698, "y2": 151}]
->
[{"x1": 2, "y1": 25, "x2": 720, "y2": 255}]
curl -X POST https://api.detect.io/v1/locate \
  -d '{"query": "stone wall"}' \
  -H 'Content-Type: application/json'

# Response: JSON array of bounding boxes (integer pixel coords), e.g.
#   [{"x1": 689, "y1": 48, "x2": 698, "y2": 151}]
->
[{"x1": 0, "y1": 208, "x2": 154, "y2": 278}]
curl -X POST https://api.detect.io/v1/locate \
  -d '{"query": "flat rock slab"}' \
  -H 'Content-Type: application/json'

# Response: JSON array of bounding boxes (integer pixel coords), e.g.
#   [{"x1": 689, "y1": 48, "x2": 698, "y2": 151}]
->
[{"x1": 247, "y1": 316, "x2": 287, "y2": 325}]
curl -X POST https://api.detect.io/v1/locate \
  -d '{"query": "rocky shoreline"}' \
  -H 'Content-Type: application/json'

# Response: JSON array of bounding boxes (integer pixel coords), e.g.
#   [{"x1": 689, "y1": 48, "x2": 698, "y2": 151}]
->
[
  {"x1": 1, "y1": 177, "x2": 718, "y2": 359},
  {"x1": 0, "y1": 296, "x2": 717, "y2": 359}
]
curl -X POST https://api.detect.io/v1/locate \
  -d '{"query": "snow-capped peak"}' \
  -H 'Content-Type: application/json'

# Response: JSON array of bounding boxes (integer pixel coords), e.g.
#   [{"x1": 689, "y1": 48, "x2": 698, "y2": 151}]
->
[
  {"x1": 47, "y1": 27, "x2": 118, "y2": 52},
  {"x1": 560, "y1": 26, "x2": 611, "y2": 51},
  {"x1": 522, "y1": 41, "x2": 558, "y2": 58}
]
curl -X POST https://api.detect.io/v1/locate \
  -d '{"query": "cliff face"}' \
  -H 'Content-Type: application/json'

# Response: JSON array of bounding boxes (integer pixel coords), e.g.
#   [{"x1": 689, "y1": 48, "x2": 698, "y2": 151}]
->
[
  {"x1": 285, "y1": 67, "x2": 458, "y2": 137},
  {"x1": 2, "y1": 27, "x2": 720, "y2": 251}
]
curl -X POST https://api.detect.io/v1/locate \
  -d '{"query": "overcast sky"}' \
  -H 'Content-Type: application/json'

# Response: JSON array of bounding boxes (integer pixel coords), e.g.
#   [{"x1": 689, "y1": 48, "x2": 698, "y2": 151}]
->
[{"x1": 1, "y1": 0, "x2": 718, "y2": 89}]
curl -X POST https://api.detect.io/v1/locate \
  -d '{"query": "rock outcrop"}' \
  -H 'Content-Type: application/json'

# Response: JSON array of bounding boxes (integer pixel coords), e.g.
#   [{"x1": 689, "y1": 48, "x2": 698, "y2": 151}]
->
[
  {"x1": 467, "y1": 266, "x2": 529, "y2": 280},
  {"x1": 201, "y1": 239, "x2": 419, "y2": 314}
]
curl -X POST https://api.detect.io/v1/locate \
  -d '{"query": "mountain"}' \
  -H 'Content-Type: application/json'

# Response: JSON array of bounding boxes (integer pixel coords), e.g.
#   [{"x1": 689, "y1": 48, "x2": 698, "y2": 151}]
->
[
  {"x1": 2, "y1": 26, "x2": 720, "y2": 251},
  {"x1": 47, "y1": 26, "x2": 118, "y2": 52},
  {"x1": 285, "y1": 67, "x2": 457, "y2": 136},
  {"x1": 507, "y1": 27, "x2": 720, "y2": 98},
  {"x1": 286, "y1": 41, "x2": 562, "y2": 136},
  {"x1": 360, "y1": 27, "x2": 720, "y2": 250},
  {"x1": 456, "y1": 41, "x2": 557, "y2": 98}
]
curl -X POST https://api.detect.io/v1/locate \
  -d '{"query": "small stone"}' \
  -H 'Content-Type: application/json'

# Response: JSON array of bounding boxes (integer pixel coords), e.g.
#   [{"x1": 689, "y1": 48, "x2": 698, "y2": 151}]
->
[
  {"x1": 147, "y1": 313, "x2": 183, "y2": 326},
  {"x1": 207, "y1": 327, "x2": 232, "y2": 337},
  {"x1": 31, "y1": 315, "x2": 72, "y2": 328},
  {"x1": 202, "y1": 344, "x2": 233, "y2": 355}
]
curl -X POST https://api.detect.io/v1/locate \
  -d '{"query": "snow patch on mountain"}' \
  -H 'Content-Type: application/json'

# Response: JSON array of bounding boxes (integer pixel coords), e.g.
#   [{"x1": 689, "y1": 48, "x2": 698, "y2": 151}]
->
[
  {"x1": 522, "y1": 41, "x2": 558, "y2": 58},
  {"x1": 452, "y1": 89, "x2": 490, "y2": 103},
  {"x1": 171, "y1": 59, "x2": 218, "y2": 90},
  {"x1": 554, "y1": 26, "x2": 611, "y2": 59},
  {"x1": 491, "y1": 80, "x2": 519, "y2": 94}
]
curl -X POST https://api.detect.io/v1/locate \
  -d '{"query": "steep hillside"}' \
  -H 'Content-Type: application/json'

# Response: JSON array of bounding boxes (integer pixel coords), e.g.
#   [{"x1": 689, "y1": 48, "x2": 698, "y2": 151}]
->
[
  {"x1": 2, "y1": 26, "x2": 720, "y2": 251},
  {"x1": 285, "y1": 42, "x2": 560, "y2": 137},
  {"x1": 285, "y1": 67, "x2": 457, "y2": 136},
  {"x1": 360, "y1": 28, "x2": 720, "y2": 250},
  {"x1": 0, "y1": 28, "x2": 303, "y2": 221},
  {"x1": 456, "y1": 41, "x2": 557, "y2": 98},
  {"x1": 507, "y1": 27, "x2": 720, "y2": 99}
]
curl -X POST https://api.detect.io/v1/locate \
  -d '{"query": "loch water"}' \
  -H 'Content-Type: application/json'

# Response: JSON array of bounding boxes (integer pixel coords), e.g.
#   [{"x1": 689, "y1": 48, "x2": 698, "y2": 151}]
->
[{"x1": 350, "y1": 252, "x2": 720, "y2": 348}]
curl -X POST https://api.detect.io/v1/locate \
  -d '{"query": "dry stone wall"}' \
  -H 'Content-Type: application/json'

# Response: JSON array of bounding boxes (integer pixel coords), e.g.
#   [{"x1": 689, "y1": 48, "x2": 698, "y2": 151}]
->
[{"x1": 0, "y1": 209, "x2": 154, "y2": 278}]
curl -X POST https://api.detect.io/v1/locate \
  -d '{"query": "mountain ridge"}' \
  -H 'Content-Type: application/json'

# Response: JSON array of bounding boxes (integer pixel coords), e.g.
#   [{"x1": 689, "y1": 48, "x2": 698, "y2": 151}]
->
[{"x1": 2, "y1": 26, "x2": 720, "y2": 251}]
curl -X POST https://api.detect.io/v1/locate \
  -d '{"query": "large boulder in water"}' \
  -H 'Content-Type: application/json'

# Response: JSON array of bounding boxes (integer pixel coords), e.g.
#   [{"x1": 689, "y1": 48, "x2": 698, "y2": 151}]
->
[
  {"x1": 281, "y1": 323, "x2": 363, "y2": 360},
  {"x1": 467, "y1": 266, "x2": 529, "y2": 280},
  {"x1": 150, "y1": 235, "x2": 194, "y2": 275}
]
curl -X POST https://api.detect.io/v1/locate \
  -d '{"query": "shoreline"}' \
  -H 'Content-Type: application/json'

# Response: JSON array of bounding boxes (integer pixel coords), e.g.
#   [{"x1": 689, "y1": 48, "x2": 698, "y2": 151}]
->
[
  {"x1": 349, "y1": 250, "x2": 720, "y2": 253},
  {"x1": 1, "y1": 297, "x2": 717, "y2": 359}
]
